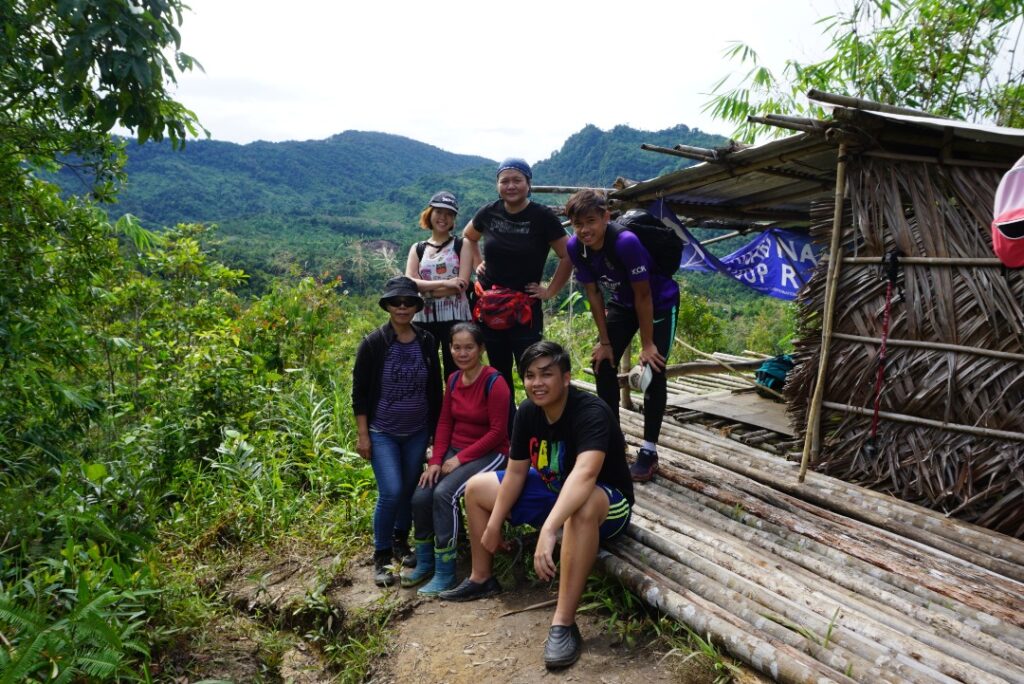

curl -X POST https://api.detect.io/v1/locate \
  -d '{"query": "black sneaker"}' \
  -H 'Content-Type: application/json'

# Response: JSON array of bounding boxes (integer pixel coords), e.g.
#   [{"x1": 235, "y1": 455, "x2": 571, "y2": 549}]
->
[
  {"x1": 544, "y1": 623, "x2": 582, "y2": 669},
  {"x1": 437, "y1": 576, "x2": 501, "y2": 602},
  {"x1": 373, "y1": 550, "x2": 396, "y2": 587},
  {"x1": 630, "y1": 447, "x2": 658, "y2": 482}
]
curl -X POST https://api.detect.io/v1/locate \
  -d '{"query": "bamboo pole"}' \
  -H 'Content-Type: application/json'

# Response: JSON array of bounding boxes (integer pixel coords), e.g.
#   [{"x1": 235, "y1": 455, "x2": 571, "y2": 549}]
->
[
  {"x1": 634, "y1": 478, "x2": 1024, "y2": 656},
  {"x1": 596, "y1": 551, "x2": 857, "y2": 684},
  {"x1": 618, "y1": 410, "x2": 1024, "y2": 574},
  {"x1": 625, "y1": 409, "x2": 1024, "y2": 584},
  {"x1": 861, "y1": 149, "x2": 1012, "y2": 169},
  {"x1": 613, "y1": 532, "x2": 902, "y2": 683},
  {"x1": 626, "y1": 509, "x2": 1022, "y2": 682},
  {"x1": 698, "y1": 229, "x2": 747, "y2": 246},
  {"x1": 620, "y1": 346, "x2": 633, "y2": 410},
  {"x1": 626, "y1": 410, "x2": 1024, "y2": 582},
  {"x1": 800, "y1": 143, "x2": 849, "y2": 481},
  {"x1": 841, "y1": 256, "x2": 1005, "y2": 266},
  {"x1": 638, "y1": 143, "x2": 706, "y2": 160},
  {"x1": 674, "y1": 143, "x2": 721, "y2": 160},
  {"x1": 608, "y1": 358, "x2": 764, "y2": 386},
  {"x1": 633, "y1": 489, "x2": 1024, "y2": 674},
  {"x1": 806, "y1": 89, "x2": 943, "y2": 119},
  {"x1": 747, "y1": 115, "x2": 823, "y2": 135},
  {"x1": 530, "y1": 185, "x2": 615, "y2": 194},
  {"x1": 831, "y1": 332, "x2": 1024, "y2": 363},
  {"x1": 821, "y1": 401, "x2": 1024, "y2": 442},
  {"x1": 642, "y1": 455, "x2": 1024, "y2": 622}
]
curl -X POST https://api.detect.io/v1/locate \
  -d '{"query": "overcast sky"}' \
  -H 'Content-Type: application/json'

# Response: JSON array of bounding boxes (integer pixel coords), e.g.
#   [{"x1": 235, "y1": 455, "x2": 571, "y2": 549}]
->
[{"x1": 171, "y1": 1, "x2": 837, "y2": 162}]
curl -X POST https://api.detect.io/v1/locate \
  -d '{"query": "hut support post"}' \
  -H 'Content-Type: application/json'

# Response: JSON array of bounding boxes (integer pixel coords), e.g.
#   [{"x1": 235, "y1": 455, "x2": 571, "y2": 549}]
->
[
  {"x1": 799, "y1": 143, "x2": 848, "y2": 483},
  {"x1": 620, "y1": 346, "x2": 633, "y2": 410}
]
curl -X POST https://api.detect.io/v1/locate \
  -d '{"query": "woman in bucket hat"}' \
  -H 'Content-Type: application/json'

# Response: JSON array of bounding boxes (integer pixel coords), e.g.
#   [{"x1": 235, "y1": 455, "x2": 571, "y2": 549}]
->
[
  {"x1": 460, "y1": 158, "x2": 573, "y2": 396},
  {"x1": 352, "y1": 275, "x2": 443, "y2": 586},
  {"x1": 405, "y1": 191, "x2": 472, "y2": 378}
]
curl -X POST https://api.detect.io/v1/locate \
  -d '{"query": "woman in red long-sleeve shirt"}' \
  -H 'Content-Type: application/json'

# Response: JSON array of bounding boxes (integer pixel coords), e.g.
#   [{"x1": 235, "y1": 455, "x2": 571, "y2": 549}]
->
[{"x1": 404, "y1": 322, "x2": 511, "y2": 595}]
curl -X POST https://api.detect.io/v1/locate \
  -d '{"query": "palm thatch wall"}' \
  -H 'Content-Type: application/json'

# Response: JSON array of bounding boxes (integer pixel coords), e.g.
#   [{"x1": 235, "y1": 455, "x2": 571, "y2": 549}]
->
[{"x1": 787, "y1": 157, "x2": 1024, "y2": 537}]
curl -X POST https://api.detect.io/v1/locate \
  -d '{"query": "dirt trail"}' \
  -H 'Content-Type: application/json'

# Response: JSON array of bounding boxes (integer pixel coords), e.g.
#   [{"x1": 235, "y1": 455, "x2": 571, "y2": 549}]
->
[
  {"x1": 167, "y1": 545, "x2": 762, "y2": 683},
  {"x1": 376, "y1": 581, "x2": 678, "y2": 684}
]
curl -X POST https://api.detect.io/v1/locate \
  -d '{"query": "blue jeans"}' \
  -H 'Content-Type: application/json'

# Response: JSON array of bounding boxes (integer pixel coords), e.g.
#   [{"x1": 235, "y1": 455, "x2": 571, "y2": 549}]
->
[{"x1": 369, "y1": 428, "x2": 429, "y2": 552}]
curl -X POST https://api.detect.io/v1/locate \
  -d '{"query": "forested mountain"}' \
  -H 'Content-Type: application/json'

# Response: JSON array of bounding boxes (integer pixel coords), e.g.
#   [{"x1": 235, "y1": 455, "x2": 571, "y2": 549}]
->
[
  {"x1": 57, "y1": 131, "x2": 494, "y2": 227},
  {"x1": 534, "y1": 124, "x2": 726, "y2": 186},
  {"x1": 59, "y1": 123, "x2": 727, "y2": 227},
  {"x1": 52, "y1": 123, "x2": 729, "y2": 294}
]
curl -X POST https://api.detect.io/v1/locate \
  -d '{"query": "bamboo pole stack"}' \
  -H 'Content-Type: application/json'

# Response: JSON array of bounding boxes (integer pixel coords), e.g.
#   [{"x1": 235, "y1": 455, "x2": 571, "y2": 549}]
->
[{"x1": 598, "y1": 408, "x2": 1024, "y2": 683}]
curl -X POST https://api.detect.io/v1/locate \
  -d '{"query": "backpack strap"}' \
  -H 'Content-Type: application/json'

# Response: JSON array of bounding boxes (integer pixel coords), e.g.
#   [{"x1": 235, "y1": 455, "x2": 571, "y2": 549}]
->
[
  {"x1": 484, "y1": 371, "x2": 500, "y2": 397},
  {"x1": 417, "y1": 236, "x2": 455, "y2": 261},
  {"x1": 447, "y1": 369, "x2": 462, "y2": 394}
]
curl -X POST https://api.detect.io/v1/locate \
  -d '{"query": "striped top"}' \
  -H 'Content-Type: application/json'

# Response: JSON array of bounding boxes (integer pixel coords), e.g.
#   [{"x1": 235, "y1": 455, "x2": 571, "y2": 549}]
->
[{"x1": 370, "y1": 339, "x2": 429, "y2": 435}]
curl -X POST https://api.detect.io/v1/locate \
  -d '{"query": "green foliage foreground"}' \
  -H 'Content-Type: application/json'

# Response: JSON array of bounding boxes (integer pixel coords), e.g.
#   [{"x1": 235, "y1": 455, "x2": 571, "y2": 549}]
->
[{"x1": 0, "y1": 199, "x2": 380, "y2": 679}]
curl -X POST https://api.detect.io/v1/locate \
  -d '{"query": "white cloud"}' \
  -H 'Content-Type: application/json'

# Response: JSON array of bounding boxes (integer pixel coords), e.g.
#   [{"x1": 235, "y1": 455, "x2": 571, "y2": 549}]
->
[{"x1": 171, "y1": 0, "x2": 838, "y2": 161}]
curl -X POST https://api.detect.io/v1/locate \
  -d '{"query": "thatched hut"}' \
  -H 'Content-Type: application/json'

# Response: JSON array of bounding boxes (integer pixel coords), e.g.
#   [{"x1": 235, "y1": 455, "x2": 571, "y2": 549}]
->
[{"x1": 607, "y1": 92, "x2": 1024, "y2": 537}]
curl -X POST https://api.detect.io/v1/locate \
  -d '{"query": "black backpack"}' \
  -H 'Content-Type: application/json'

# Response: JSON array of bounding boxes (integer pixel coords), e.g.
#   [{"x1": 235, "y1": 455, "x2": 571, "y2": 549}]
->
[
  {"x1": 447, "y1": 369, "x2": 516, "y2": 440},
  {"x1": 416, "y1": 236, "x2": 463, "y2": 261},
  {"x1": 575, "y1": 210, "x2": 683, "y2": 278}
]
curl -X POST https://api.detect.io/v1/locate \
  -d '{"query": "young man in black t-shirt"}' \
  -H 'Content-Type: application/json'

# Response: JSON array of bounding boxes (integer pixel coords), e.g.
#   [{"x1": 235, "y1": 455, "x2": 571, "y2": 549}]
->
[{"x1": 440, "y1": 341, "x2": 633, "y2": 670}]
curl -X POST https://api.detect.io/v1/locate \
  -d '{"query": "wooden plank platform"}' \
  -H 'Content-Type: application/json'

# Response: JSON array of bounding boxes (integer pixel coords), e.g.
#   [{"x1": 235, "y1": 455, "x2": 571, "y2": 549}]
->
[{"x1": 669, "y1": 388, "x2": 796, "y2": 437}]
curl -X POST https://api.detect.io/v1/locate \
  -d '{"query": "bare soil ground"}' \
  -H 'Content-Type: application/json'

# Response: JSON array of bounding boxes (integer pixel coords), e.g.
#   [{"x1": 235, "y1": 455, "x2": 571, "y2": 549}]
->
[
  {"x1": 163, "y1": 544, "x2": 764, "y2": 683},
  {"x1": 375, "y1": 582, "x2": 679, "y2": 684}
]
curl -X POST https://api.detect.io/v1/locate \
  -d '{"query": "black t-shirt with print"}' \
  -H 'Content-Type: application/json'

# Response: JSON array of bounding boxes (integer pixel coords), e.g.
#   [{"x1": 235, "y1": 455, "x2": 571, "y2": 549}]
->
[
  {"x1": 509, "y1": 387, "x2": 634, "y2": 505},
  {"x1": 471, "y1": 199, "x2": 566, "y2": 291}
]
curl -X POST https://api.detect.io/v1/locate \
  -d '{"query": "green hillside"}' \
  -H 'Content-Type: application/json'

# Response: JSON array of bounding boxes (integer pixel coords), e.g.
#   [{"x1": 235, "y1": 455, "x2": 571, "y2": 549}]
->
[
  {"x1": 61, "y1": 131, "x2": 494, "y2": 227},
  {"x1": 534, "y1": 123, "x2": 726, "y2": 186},
  {"x1": 53, "y1": 123, "x2": 731, "y2": 295}
]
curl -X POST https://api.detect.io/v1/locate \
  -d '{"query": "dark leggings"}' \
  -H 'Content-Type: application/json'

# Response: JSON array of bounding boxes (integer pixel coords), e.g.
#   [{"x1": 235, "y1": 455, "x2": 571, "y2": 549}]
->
[
  {"x1": 480, "y1": 302, "x2": 543, "y2": 401},
  {"x1": 594, "y1": 299, "x2": 678, "y2": 443},
  {"x1": 411, "y1": 448, "x2": 507, "y2": 549}
]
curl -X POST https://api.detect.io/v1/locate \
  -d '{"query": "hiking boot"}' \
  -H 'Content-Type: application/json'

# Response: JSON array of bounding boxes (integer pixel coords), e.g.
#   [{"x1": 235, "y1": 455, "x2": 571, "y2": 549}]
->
[
  {"x1": 373, "y1": 549, "x2": 397, "y2": 587},
  {"x1": 400, "y1": 539, "x2": 434, "y2": 588},
  {"x1": 437, "y1": 576, "x2": 501, "y2": 602},
  {"x1": 630, "y1": 447, "x2": 658, "y2": 482},
  {"x1": 393, "y1": 530, "x2": 416, "y2": 569},
  {"x1": 418, "y1": 545, "x2": 457, "y2": 596},
  {"x1": 544, "y1": 623, "x2": 583, "y2": 669}
]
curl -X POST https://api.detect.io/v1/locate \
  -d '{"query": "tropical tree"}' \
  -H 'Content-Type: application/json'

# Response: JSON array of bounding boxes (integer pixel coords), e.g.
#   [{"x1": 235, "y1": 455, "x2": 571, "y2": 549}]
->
[{"x1": 705, "y1": 0, "x2": 1024, "y2": 141}]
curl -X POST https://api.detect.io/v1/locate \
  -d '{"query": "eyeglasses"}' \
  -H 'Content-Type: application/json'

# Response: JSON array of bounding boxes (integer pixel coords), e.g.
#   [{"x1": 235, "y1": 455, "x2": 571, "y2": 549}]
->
[{"x1": 387, "y1": 297, "x2": 419, "y2": 308}]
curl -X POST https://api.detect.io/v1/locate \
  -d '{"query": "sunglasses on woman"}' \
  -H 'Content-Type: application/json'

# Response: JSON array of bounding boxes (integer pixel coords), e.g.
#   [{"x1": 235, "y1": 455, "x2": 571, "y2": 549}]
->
[{"x1": 387, "y1": 297, "x2": 419, "y2": 308}]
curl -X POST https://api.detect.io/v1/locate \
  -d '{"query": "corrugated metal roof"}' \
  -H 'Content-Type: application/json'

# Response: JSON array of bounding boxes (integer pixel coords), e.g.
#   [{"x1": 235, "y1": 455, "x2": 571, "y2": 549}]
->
[{"x1": 610, "y1": 107, "x2": 1024, "y2": 228}]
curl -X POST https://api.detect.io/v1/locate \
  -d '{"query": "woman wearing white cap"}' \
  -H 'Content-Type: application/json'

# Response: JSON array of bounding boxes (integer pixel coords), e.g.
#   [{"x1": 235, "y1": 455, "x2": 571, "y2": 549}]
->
[
  {"x1": 406, "y1": 191, "x2": 472, "y2": 378},
  {"x1": 461, "y1": 159, "x2": 572, "y2": 395}
]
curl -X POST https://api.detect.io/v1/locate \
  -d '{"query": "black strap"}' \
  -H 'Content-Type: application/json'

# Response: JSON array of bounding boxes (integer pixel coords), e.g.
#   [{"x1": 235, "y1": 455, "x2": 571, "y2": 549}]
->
[{"x1": 417, "y1": 236, "x2": 456, "y2": 260}]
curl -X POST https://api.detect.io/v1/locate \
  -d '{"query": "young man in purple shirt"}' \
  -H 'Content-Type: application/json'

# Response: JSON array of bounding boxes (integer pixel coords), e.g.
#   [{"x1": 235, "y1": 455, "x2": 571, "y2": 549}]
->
[{"x1": 565, "y1": 190, "x2": 680, "y2": 481}]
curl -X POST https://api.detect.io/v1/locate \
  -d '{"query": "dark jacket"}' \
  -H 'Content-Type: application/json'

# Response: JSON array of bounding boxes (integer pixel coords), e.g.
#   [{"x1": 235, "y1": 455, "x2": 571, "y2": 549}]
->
[{"x1": 352, "y1": 322, "x2": 442, "y2": 436}]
